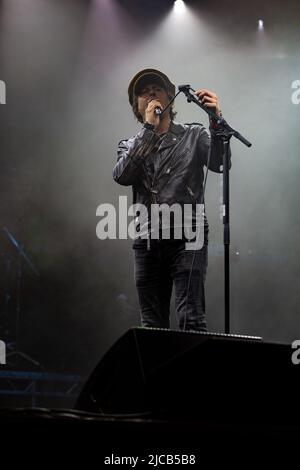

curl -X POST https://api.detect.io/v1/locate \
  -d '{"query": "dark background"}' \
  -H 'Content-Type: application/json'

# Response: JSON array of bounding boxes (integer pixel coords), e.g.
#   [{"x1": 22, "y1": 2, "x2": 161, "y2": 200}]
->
[{"x1": 0, "y1": 0, "x2": 299, "y2": 388}]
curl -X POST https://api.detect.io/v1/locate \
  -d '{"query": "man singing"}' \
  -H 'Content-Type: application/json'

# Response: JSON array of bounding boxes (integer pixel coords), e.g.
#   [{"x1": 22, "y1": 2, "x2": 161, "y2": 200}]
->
[{"x1": 113, "y1": 68, "x2": 229, "y2": 332}]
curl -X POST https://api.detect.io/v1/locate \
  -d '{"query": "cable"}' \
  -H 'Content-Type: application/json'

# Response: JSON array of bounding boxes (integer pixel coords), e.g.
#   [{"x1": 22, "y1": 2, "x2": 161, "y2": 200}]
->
[{"x1": 182, "y1": 134, "x2": 212, "y2": 331}]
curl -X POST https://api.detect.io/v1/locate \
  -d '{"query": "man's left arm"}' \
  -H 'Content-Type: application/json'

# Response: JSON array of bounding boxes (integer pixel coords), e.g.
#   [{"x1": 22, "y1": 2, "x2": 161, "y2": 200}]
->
[{"x1": 195, "y1": 89, "x2": 231, "y2": 173}]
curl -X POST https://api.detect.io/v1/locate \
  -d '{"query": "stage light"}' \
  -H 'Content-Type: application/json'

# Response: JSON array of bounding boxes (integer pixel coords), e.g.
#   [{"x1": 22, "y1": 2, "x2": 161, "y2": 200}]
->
[
  {"x1": 258, "y1": 19, "x2": 264, "y2": 31},
  {"x1": 174, "y1": 0, "x2": 186, "y2": 14}
]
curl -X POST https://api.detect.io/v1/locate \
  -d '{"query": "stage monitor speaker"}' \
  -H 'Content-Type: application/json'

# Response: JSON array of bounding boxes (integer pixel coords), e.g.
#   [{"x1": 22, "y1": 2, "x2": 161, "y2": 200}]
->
[{"x1": 75, "y1": 327, "x2": 299, "y2": 424}]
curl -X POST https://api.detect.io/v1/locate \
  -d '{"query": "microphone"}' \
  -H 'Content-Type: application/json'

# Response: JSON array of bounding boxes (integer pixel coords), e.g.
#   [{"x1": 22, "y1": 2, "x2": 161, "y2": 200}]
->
[{"x1": 147, "y1": 98, "x2": 163, "y2": 116}]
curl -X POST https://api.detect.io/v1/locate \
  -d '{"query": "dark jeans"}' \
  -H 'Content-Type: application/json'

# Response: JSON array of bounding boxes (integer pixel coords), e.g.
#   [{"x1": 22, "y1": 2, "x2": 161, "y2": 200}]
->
[{"x1": 134, "y1": 238, "x2": 208, "y2": 331}]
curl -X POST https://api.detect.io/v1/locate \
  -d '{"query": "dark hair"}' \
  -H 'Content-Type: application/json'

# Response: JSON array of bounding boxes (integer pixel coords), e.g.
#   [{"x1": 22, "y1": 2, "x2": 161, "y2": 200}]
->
[{"x1": 132, "y1": 94, "x2": 177, "y2": 123}]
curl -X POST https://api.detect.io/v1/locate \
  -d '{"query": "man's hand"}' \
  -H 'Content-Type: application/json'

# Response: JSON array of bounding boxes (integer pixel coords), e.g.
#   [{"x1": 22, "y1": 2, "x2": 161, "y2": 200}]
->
[
  {"x1": 145, "y1": 99, "x2": 162, "y2": 129},
  {"x1": 194, "y1": 89, "x2": 221, "y2": 117}
]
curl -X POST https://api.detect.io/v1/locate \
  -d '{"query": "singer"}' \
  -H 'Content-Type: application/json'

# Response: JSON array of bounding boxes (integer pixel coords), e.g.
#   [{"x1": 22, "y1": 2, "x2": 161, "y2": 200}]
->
[{"x1": 113, "y1": 68, "x2": 230, "y2": 331}]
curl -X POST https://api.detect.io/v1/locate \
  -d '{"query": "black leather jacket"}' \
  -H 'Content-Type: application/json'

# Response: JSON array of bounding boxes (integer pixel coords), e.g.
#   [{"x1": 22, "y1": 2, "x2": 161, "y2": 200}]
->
[{"x1": 113, "y1": 119, "x2": 229, "y2": 205}]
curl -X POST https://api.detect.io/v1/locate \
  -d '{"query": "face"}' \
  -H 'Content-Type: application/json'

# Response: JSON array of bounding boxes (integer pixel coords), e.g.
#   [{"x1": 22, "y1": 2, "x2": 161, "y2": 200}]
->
[{"x1": 136, "y1": 83, "x2": 170, "y2": 122}]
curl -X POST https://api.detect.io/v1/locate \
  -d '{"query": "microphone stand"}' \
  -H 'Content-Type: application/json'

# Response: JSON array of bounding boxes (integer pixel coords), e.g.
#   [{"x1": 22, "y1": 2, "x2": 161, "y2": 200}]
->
[{"x1": 178, "y1": 85, "x2": 252, "y2": 334}]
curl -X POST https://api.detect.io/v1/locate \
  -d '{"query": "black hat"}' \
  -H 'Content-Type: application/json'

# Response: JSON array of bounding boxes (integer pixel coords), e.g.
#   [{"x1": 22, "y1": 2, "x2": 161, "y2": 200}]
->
[{"x1": 128, "y1": 68, "x2": 175, "y2": 105}]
